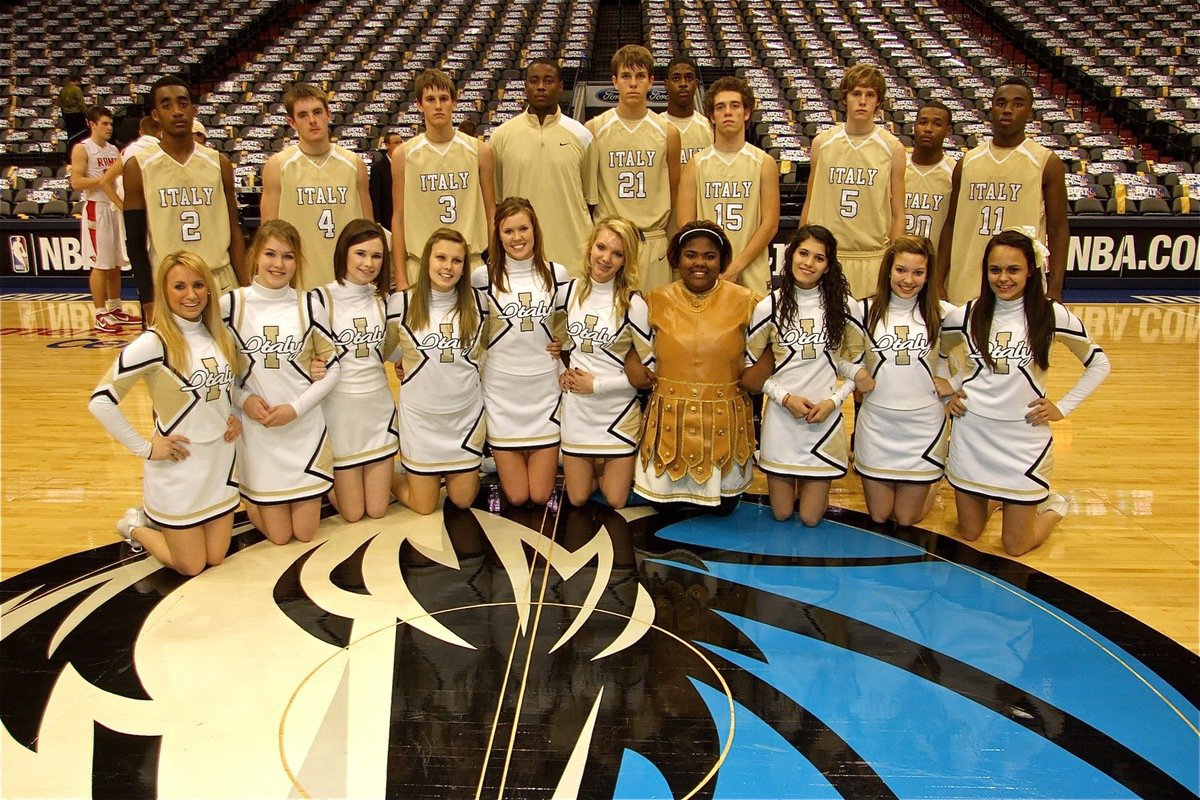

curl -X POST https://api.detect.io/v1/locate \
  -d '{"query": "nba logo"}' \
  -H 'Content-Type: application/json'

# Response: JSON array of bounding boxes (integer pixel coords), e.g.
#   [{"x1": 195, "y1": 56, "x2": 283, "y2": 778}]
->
[{"x1": 9, "y1": 235, "x2": 29, "y2": 273}]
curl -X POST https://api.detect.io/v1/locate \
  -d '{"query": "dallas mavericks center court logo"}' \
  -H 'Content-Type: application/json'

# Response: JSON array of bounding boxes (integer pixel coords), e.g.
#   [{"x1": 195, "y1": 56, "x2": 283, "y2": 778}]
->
[{"x1": 2, "y1": 497, "x2": 1196, "y2": 797}]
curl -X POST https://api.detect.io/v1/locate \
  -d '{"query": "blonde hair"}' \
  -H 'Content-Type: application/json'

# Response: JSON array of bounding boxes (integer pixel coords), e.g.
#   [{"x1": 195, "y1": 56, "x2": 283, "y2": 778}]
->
[
  {"x1": 408, "y1": 228, "x2": 479, "y2": 345},
  {"x1": 612, "y1": 45, "x2": 653, "y2": 77},
  {"x1": 246, "y1": 219, "x2": 305, "y2": 289},
  {"x1": 152, "y1": 252, "x2": 240, "y2": 374},
  {"x1": 838, "y1": 63, "x2": 887, "y2": 108},
  {"x1": 575, "y1": 216, "x2": 640, "y2": 319}
]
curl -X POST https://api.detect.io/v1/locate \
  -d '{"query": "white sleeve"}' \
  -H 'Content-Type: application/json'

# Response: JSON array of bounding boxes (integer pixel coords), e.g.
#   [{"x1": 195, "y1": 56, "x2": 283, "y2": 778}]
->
[
  {"x1": 762, "y1": 377, "x2": 789, "y2": 405},
  {"x1": 88, "y1": 394, "x2": 152, "y2": 458},
  {"x1": 290, "y1": 358, "x2": 342, "y2": 417},
  {"x1": 1051, "y1": 303, "x2": 1111, "y2": 417}
]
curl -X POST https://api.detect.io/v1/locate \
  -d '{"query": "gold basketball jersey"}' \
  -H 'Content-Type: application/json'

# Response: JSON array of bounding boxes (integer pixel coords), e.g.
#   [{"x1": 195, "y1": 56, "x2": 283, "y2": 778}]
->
[
  {"x1": 691, "y1": 143, "x2": 771, "y2": 295},
  {"x1": 661, "y1": 111, "x2": 712, "y2": 165},
  {"x1": 402, "y1": 132, "x2": 488, "y2": 267},
  {"x1": 588, "y1": 109, "x2": 672, "y2": 233},
  {"x1": 904, "y1": 154, "x2": 954, "y2": 246},
  {"x1": 948, "y1": 139, "x2": 1050, "y2": 304},
  {"x1": 276, "y1": 144, "x2": 364, "y2": 291},
  {"x1": 807, "y1": 124, "x2": 899, "y2": 254},
  {"x1": 137, "y1": 144, "x2": 232, "y2": 281}
]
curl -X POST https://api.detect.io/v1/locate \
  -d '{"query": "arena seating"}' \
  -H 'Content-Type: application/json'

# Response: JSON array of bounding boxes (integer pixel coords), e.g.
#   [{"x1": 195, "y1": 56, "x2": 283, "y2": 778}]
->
[{"x1": 1, "y1": 0, "x2": 1195, "y2": 217}]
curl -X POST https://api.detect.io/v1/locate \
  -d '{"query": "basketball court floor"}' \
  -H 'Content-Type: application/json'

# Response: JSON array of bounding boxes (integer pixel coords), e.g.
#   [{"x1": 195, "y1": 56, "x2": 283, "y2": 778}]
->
[{"x1": 1, "y1": 293, "x2": 1197, "y2": 798}]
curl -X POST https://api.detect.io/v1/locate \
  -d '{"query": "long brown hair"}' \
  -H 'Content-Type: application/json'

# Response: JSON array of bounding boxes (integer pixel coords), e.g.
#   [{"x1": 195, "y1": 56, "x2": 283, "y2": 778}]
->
[
  {"x1": 969, "y1": 230, "x2": 1054, "y2": 371},
  {"x1": 777, "y1": 224, "x2": 849, "y2": 350},
  {"x1": 333, "y1": 219, "x2": 390, "y2": 297},
  {"x1": 486, "y1": 197, "x2": 553, "y2": 293},
  {"x1": 407, "y1": 228, "x2": 479, "y2": 343},
  {"x1": 574, "y1": 216, "x2": 640, "y2": 319},
  {"x1": 866, "y1": 235, "x2": 941, "y2": 343},
  {"x1": 152, "y1": 251, "x2": 240, "y2": 373},
  {"x1": 246, "y1": 219, "x2": 305, "y2": 289}
]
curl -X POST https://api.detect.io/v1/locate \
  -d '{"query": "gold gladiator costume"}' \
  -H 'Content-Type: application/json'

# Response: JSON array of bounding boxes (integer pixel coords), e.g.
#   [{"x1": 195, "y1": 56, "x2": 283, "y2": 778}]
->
[{"x1": 635, "y1": 280, "x2": 757, "y2": 505}]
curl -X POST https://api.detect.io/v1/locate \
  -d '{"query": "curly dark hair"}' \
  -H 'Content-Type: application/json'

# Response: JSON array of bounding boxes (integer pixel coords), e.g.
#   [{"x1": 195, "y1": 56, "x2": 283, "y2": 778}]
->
[{"x1": 776, "y1": 225, "x2": 848, "y2": 350}]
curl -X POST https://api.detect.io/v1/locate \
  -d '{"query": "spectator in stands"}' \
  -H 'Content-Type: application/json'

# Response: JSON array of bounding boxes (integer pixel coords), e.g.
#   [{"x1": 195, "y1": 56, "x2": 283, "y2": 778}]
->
[
  {"x1": 800, "y1": 63, "x2": 906, "y2": 300},
  {"x1": 191, "y1": 120, "x2": 207, "y2": 146},
  {"x1": 123, "y1": 75, "x2": 246, "y2": 325},
  {"x1": 938, "y1": 77, "x2": 1069, "y2": 304},
  {"x1": 677, "y1": 76, "x2": 780, "y2": 297},
  {"x1": 490, "y1": 58, "x2": 593, "y2": 273},
  {"x1": 260, "y1": 82, "x2": 371, "y2": 291},
  {"x1": 57, "y1": 71, "x2": 87, "y2": 150},
  {"x1": 391, "y1": 68, "x2": 495, "y2": 290},
  {"x1": 72, "y1": 105, "x2": 137, "y2": 333},
  {"x1": 904, "y1": 100, "x2": 954, "y2": 248},
  {"x1": 660, "y1": 56, "x2": 712, "y2": 166},
  {"x1": 586, "y1": 45, "x2": 682, "y2": 292},
  {"x1": 369, "y1": 132, "x2": 401, "y2": 230}
]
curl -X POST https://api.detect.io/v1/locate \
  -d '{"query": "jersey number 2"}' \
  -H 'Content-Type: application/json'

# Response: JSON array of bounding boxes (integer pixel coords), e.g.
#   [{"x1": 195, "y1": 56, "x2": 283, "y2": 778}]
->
[{"x1": 180, "y1": 210, "x2": 201, "y2": 242}]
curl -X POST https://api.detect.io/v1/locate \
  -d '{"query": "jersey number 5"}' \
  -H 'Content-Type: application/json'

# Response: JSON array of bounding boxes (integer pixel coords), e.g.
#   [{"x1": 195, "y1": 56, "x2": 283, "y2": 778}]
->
[{"x1": 839, "y1": 189, "x2": 859, "y2": 219}]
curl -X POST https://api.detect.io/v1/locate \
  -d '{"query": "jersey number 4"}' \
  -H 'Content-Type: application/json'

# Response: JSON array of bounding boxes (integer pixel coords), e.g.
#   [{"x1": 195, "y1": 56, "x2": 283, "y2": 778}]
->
[{"x1": 318, "y1": 209, "x2": 336, "y2": 239}]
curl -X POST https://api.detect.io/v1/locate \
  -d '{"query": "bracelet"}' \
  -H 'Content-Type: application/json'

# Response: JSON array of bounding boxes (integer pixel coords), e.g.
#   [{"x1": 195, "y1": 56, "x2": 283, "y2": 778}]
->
[{"x1": 782, "y1": 393, "x2": 791, "y2": 406}]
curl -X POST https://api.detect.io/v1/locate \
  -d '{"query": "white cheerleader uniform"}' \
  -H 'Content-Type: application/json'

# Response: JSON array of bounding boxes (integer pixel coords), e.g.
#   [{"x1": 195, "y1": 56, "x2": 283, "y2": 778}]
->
[
  {"x1": 846, "y1": 295, "x2": 955, "y2": 484},
  {"x1": 89, "y1": 317, "x2": 240, "y2": 528},
  {"x1": 472, "y1": 258, "x2": 569, "y2": 450},
  {"x1": 940, "y1": 298, "x2": 1110, "y2": 504},
  {"x1": 559, "y1": 278, "x2": 650, "y2": 457},
  {"x1": 313, "y1": 280, "x2": 399, "y2": 468},
  {"x1": 387, "y1": 287, "x2": 487, "y2": 474},
  {"x1": 746, "y1": 285, "x2": 854, "y2": 478},
  {"x1": 222, "y1": 283, "x2": 339, "y2": 504}
]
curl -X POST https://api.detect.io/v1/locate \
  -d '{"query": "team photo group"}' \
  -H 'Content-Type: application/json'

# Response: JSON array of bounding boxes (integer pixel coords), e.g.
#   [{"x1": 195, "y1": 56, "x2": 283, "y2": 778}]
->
[{"x1": 77, "y1": 44, "x2": 1111, "y2": 578}]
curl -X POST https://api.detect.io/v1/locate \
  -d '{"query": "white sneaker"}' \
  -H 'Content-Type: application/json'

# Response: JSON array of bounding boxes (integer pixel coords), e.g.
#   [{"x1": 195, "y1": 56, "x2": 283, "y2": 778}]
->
[
  {"x1": 480, "y1": 456, "x2": 497, "y2": 475},
  {"x1": 116, "y1": 507, "x2": 148, "y2": 553},
  {"x1": 1039, "y1": 493, "x2": 1068, "y2": 519}
]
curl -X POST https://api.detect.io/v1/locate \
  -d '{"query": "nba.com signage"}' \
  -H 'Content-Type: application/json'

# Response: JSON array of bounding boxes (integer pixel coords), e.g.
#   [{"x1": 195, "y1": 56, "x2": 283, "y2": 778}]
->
[
  {"x1": 5, "y1": 230, "x2": 87, "y2": 275},
  {"x1": 1, "y1": 222, "x2": 129, "y2": 279},
  {"x1": 767, "y1": 217, "x2": 1200, "y2": 290}
]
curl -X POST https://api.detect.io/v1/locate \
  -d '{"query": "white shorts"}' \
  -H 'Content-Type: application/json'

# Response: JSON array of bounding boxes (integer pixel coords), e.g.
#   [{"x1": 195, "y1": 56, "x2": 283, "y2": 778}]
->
[
  {"x1": 143, "y1": 437, "x2": 239, "y2": 529},
  {"x1": 82, "y1": 201, "x2": 128, "y2": 271},
  {"x1": 757, "y1": 400, "x2": 848, "y2": 479},
  {"x1": 482, "y1": 366, "x2": 560, "y2": 450},
  {"x1": 947, "y1": 411, "x2": 1054, "y2": 505},
  {"x1": 238, "y1": 409, "x2": 333, "y2": 504},
  {"x1": 854, "y1": 401, "x2": 949, "y2": 484},
  {"x1": 560, "y1": 389, "x2": 642, "y2": 458},
  {"x1": 398, "y1": 398, "x2": 486, "y2": 474},
  {"x1": 324, "y1": 386, "x2": 400, "y2": 468}
]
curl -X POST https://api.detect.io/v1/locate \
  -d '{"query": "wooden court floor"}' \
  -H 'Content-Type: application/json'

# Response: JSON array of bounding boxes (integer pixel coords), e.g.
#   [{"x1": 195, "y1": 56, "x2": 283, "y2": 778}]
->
[{"x1": 1, "y1": 293, "x2": 1196, "y2": 653}]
